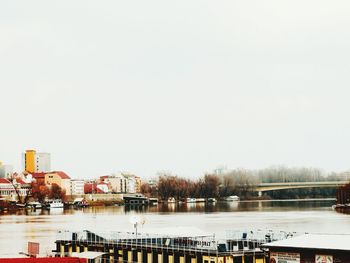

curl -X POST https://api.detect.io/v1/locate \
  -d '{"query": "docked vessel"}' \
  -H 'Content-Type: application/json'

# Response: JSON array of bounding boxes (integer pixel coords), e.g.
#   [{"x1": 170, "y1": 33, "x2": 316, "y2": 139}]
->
[
  {"x1": 186, "y1": 198, "x2": 196, "y2": 203},
  {"x1": 46, "y1": 199, "x2": 64, "y2": 209},
  {"x1": 167, "y1": 197, "x2": 176, "y2": 203},
  {"x1": 54, "y1": 229, "x2": 291, "y2": 263},
  {"x1": 73, "y1": 198, "x2": 89, "y2": 208},
  {"x1": 26, "y1": 201, "x2": 42, "y2": 209},
  {"x1": 223, "y1": 195, "x2": 240, "y2": 201}
]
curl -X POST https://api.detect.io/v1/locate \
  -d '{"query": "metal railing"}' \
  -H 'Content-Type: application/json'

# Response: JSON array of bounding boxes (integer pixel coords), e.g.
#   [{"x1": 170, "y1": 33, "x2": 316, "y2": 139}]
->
[{"x1": 56, "y1": 229, "x2": 297, "y2": 255}]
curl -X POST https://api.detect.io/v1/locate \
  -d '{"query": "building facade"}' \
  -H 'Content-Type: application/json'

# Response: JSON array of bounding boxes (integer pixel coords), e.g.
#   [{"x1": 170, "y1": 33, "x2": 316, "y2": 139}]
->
[
  {"x1": 100, "y1": 175, "x2": 126, "y2": 193},
  {"x1": 23, "y1": 150, "x2": 51, "y2": 173},
  {"x1": 0, "y1": 178, "x2": 30, "y2": 201},
  {"x1": 122, "y1": 173, "x2": 141, "y2": 193},
  {"x1": 35, "y1": 152, "x2": 51, "y2": 173},
  {"x1": 45, "y1": 171, "x2": 71, "y2": 195},
  {"x1": 70, "y1": 179, "x2": 85, "y2": 195}
]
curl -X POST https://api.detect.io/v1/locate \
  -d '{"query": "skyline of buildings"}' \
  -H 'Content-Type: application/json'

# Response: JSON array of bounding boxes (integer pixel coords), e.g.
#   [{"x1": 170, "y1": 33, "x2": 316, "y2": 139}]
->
[{"x1": 0, "y1": 149, "x2": 143, "y2": 201}]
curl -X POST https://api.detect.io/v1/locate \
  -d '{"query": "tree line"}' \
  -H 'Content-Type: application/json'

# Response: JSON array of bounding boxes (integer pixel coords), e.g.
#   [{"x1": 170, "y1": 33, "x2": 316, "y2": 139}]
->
[{"x1": 141, "y1": 166, "x2": 349, "y2": 200}]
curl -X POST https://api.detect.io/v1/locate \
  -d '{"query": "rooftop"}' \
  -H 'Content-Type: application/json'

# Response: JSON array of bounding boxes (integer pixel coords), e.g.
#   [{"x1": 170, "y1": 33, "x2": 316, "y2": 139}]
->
[
  {"x1": 0, "y1": 178, "x2": 11, "y2": 184},
  {"x1": 31, "y1": 172, "x2": 46, "y2": 179},
  {"x1": 50, "y1": 171, "x2": 71, "y2": 179},
  {"x1": 263, "y1": 234, "x2": 350, "y2": 251}
]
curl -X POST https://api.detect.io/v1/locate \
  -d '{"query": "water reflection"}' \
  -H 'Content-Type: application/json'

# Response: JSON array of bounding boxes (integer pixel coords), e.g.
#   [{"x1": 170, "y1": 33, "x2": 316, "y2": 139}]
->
[
  {"x1": 0, "y1": 199, "x2": 337, "y2": 216},
  {"x1": 0, "y1": 199, "x2": 346, "y2": 257},
  {"x1": 122, "y1": 199, "x2": 336, "y2": 213},
  {"x1": 48, "y1": 208, "x2": 64, "y2": 215}
]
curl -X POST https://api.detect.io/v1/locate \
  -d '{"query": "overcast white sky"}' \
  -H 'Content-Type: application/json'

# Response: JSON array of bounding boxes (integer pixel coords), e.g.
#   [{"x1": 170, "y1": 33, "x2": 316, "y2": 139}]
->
[{"x1": 1, "y1": 1, "x2": 350, "y2": 179}]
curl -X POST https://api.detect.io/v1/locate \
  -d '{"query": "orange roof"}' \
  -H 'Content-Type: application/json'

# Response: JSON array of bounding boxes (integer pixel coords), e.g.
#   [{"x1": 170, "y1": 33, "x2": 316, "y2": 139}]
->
[{"x1": 51, "y1": 171, "x2": 71, "y2": 179}]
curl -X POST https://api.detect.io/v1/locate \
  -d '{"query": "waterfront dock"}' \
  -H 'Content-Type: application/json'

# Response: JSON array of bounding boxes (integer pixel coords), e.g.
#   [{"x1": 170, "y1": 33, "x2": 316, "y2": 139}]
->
[{"x1": 55, "y1": 230, "x2": 270, "y2": 263}]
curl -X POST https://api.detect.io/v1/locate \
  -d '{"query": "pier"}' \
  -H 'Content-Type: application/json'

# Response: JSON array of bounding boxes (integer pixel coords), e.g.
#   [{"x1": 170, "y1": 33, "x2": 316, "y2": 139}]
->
[{"x1": 54, "y1": 230, "x2": 279, "y2": 263}]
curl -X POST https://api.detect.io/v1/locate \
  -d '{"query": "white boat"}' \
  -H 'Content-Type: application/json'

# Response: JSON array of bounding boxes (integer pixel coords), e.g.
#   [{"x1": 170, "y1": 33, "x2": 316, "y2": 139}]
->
[
  {"x1": 27, "y1": 201, "x2": 42, "y2": 209},
  {"x1": 47, "y1": 199, "x2": 64, "y2": 208},
  {"x1": 223, "y1": 195, "x2": 240, "y2": 201},
  {"x1": 186, "y1": 198, "x2": 196, "y2": 203},
  {"x1": 196, "y1": 198, "x2": 206, "y2": 203},
  {"x1": 167, "y1": 197, "x2": 176, "y2": 203}
]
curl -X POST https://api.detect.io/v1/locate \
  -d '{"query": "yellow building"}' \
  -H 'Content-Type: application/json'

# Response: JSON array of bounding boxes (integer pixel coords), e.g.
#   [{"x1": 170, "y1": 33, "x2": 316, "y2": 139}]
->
[
  {"x1": 23, "y1": 149, "x2": 51, "y2": 173},
  {"x1": 24, "y1": 150, "x2": 36, "y2": 173},
  {"x1": 45, "y1": 171, "x2": 71, "y2": 195}
]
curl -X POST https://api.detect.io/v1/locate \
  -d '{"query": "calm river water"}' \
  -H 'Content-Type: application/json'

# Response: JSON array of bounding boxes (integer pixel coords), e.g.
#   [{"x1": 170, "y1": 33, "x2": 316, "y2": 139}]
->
[{"x1": 0, "y1": 199, "x2": 349, "y2": 257}]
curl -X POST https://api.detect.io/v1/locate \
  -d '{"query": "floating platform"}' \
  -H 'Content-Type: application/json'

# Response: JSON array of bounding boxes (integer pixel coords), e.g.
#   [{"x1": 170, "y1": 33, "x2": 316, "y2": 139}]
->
[{"x1": 54, "y1": 230, "x2": 282, "y2": 263}]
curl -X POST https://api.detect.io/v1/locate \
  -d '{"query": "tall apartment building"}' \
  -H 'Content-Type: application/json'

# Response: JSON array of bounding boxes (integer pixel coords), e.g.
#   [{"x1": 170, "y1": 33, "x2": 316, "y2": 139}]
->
[{"x1": 23, "y1": 150, "x2": 51, "y2": 173}]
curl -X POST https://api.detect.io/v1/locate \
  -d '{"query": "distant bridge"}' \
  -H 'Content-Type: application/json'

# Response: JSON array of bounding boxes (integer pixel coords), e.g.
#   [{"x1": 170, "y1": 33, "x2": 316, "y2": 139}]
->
[{"x1": 255, "y1": 181, "x2": 349, "y2": 196}]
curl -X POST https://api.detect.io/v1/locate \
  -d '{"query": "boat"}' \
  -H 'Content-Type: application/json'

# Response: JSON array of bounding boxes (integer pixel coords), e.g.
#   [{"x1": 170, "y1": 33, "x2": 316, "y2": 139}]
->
[
  {"x1": 123, "y1": 194, "x2": 149, "y2": 205},
  {"x1": 196, "y1": 198, "x2": 206, "y2": 203},
  {"x1": 46, "y1": 199, "x2": 64, "y2": 208},
  {"x1": 73, "y1": 198, "x2": 89, "y2": 208},
  {"x1": 223, "y1": 195, "x2": 240, "y2": 201},
  {"x1": 149, "y1": 198, "x2": 158, "y2": 205},
  {"x1": 332, "y1": 203, "x2": 350, "y2": 209},
  {"x1": 167, "y1": 197, "x2": 176, "y2": 203},
  {"x1": 15, "y1": 203, "x2": 26, "y2": 208},
  {"x1": 186, "y1": 198, "x2": 196, "y2": 203},
  {"x1": 26, "y1": 201, "x2": 42, "y2": 209},
  {"x1": 207, "y1": 198, "x2": 217, "y2": 203}
]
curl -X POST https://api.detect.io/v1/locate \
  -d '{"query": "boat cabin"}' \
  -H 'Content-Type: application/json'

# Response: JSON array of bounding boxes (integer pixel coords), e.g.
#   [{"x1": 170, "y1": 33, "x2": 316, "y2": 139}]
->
[{"x1": 262, "y1": 233, "x2": 350, "y2": 263}]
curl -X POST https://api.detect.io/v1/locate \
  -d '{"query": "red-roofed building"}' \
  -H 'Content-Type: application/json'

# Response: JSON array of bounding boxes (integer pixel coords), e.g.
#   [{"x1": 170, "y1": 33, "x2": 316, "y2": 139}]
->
[
  {"x1": 45, "y1": 171, "x2": 71, "y2": 195},
  {"x1": 84, "y1": 182, "x2": 109, "y2": 194},
  {"x1": 52, "y1": 171, "x2": 71, "y2": 180},
  {"x1": 15, "y1": 179, "x2": 26, "y2": 185},
  {"x1": 0, "y1": 178, "x2": 29, "y2": 201},
  {"x1": 31, "y1": 173, "x2": 47, "y2": 185}
]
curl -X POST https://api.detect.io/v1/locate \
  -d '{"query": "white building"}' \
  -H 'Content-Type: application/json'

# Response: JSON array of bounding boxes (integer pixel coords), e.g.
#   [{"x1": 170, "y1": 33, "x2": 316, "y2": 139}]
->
[
  {"x1": 22, "y1": 150, "x2": 51, "y2": 173},
  {"x1": 0, "y1": 164, "x2": 13, "y2": 178},
  {"x1": 70, "y1": 179, "x2": 85, "y2": 195},
  {"x1": 35, "y1": 152, "x2": 51, "y2": 173},
  {"x1": 100, "y1": 174, "x2": 127, "y2": 193},
  {"x1": 0, "y1": 178, "x2": 30, "y2": 201},
  {"x1": 123, "y1": 174, "x2": 137, "y2": 194}
]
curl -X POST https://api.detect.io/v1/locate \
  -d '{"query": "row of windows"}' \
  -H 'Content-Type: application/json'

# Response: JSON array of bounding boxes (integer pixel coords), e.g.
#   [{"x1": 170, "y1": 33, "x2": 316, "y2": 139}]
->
[{"x1": 0, "y1": 190, "x2": 29, "y2": 196}]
